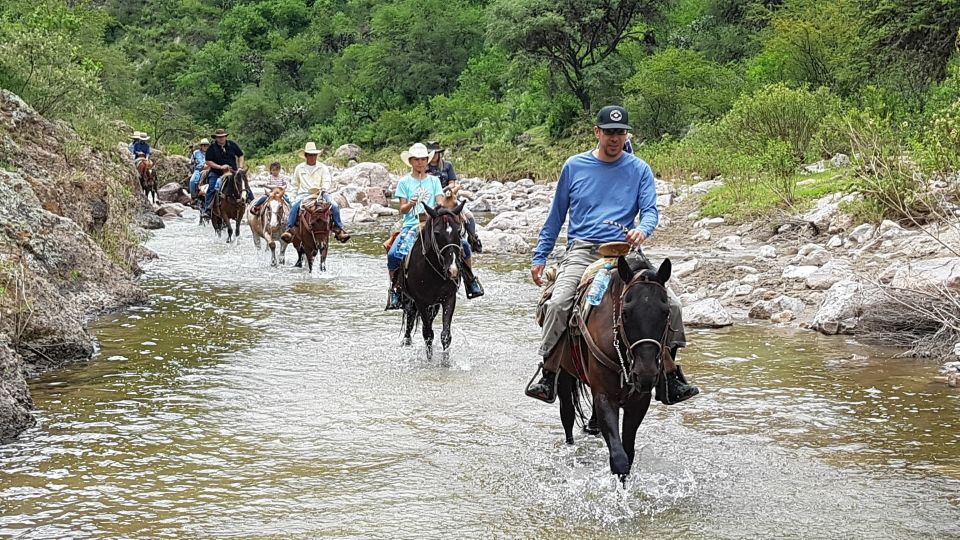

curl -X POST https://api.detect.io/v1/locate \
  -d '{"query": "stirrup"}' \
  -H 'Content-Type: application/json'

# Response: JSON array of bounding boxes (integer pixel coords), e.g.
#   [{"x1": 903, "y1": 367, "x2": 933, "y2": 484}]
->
[
  {"x1": 465, "y1": 277, "x2": 484, "y2": 299},
  {"x1": 524, "y1": 362, "x2": 558, "y2": 404}
]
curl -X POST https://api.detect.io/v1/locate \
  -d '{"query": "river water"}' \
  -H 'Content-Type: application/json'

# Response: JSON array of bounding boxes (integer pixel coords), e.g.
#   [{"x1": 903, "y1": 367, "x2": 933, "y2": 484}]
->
[{"x1": 2, "y1": 216, "x2": 959, "y2": 539}]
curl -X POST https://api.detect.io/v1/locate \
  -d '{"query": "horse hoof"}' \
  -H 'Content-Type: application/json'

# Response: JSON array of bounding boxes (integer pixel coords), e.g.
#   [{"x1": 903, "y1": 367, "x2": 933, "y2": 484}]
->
[
  {"x1": 565, "y1": 437, "x2": 575, "y2": 446},
  {"x1": 618, "y1": 474, "x2": 629, "y2": 487}
]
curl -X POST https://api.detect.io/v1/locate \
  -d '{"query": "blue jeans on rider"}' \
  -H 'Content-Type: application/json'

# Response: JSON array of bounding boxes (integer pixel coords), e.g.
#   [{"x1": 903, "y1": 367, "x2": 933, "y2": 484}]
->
[
  {"x1": 189, "y1": 169, "x2": 202, "y2": 198},
  {"x1": 288, "y1": 194, "x2": 343, "y2": 230},
  {"x1": 254, "y1": 194, "x2": 291, "y2": 207},
  {"x1": 387, "y1": 225, "x2": 471, "y2": 272},
  {"x1": 202, "y1": 170, "x2": 224, "y2": 211}
]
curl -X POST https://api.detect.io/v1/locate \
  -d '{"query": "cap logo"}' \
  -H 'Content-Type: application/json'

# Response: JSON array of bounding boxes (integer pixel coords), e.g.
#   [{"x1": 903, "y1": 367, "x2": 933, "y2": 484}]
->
[{"x1": 609, "y1": 110, "x2": 623, "y2": 121}]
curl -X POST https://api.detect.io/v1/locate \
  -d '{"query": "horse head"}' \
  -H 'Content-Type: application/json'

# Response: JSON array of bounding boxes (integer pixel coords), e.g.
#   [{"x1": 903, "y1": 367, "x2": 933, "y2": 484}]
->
[
  {"x1": 615, "y1": 254, "x2": 672, "y2": 392},
  {"x1": 303, "y1": 199, "x2": 332, "y2": 234},
  {"x1": 423, "y1": 201, "x2": 465, "y2": 281}
]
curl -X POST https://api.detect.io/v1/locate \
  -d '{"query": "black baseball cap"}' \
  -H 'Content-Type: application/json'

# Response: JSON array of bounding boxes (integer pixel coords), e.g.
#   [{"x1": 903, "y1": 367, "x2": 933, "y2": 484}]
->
[{"x1": 596, "y1": 105, "x2": 631, "y2": 130}]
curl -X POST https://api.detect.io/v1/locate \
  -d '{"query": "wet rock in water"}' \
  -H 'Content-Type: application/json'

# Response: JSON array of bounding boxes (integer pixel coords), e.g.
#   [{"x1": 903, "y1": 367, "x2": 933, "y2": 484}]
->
[
  {"x1": 136, "y1": 211, "x2": 165, "y2": 230},
  {"x1": 683, "y1": 298, "x2": 733, "y2": 328},
  {"x1": 156, "y1": 203, "x2": 190, "y2": 218},
  {"x1": 811, "y1": 280, "x2": 874, "y2": 335},
  {"x1": 831, "y1": 153, "x2": 851, "y2": 167},
  {"x1": 335, "y1": 143, "x2": 362, "y2": 160},
  {"x1": 756, "y1": 245, "x2": 777, "y2": 259},
  {"x1": 476, "y1": 230, "x2": 530, "y2": 254},
  {"x1": 749, "y1": 295, "x2": 805, "y2": 320},
  {"x1": 158, "y1": 182, "x2": 191, "y2": 205},
  {"x1": 846, "y1": 223, "x2": 876, "y2": 245},
  {"x1": 135, "y1": 245, "x2": 159, "y2": 262},
  {"x1": 715, "y1": 235, "x2": 743, "y2": 251},
  {"x1": 694, "y1": 217, "x2": 725, "y2": 228},
  {"x1": 770, "y1": 310, "x2": 795, "y2": 324},
  {"x1": 805, "y1": 259, "x2": 854, "y2": 290}
]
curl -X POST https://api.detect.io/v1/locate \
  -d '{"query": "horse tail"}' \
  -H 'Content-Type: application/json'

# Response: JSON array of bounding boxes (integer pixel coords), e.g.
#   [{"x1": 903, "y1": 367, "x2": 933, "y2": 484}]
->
[{"x1": 571, "y1": 379, "x2": 591, "y2": 428}]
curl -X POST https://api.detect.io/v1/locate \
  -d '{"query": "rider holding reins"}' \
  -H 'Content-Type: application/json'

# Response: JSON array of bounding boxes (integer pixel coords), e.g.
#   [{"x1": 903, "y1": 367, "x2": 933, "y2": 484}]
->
[
  {"x1": 202, "y1": 128, "x2": 250, "y2": 216},
  {"x1": 525, "y1": 105, "x2": 699, "y2": 405},
  {"x1": 279, "y1": 142, "x2": 350, "y2": 244}
]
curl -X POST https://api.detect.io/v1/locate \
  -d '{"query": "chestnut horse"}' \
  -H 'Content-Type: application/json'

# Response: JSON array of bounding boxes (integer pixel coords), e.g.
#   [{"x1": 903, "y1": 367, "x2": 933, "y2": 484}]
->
[
  {"x1": 136, "y1": 159, "x2": 159, "y2": 204},
  {"x1": 247, "y1": 187, "x2": 290, "y2": 266},
  {"x1": 287, "y1": 196, "x2": 331, "y2": 272},
  {"x1": 210, "y1": 170, "x2": 250, "y2": 243},
  {"x1": 546, "y1": 253, "x2": 673, "y2": 483}
]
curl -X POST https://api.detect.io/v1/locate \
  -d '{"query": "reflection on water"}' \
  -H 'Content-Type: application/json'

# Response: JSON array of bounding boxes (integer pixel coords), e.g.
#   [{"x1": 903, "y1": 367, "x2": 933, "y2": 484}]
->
[{"x1": 1, "y1": 217, "x2": 958, "y2": 539}]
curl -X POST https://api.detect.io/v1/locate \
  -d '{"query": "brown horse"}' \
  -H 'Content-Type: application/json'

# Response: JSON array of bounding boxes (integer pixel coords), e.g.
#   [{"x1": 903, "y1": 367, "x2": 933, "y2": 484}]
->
[
  {"x1": 136, "y1": 158, "x2": 159, "y2": 204},
  {"x1": 545, "y1": 252, "x2": 673, "y2": 483},
  {"x1": 247, "y1": 187, "x2": 290, "y2": 266},
  {"x1": 287, "y1": 197, "x2": 331, "y2": 272},
  {"x1": 210, "y1": 170, "x2": 250, "y2": 243}
]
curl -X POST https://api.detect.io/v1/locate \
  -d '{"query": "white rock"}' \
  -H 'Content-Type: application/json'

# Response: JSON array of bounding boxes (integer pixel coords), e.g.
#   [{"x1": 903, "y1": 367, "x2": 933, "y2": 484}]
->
[
  {"x1": 486, "y1": 211, "x2": 529, "y2": 231},
  {"x1": 694, "y1": 217, "x2": 725, "y2": 228},
  {"x1": 954, "y1": 343, "x2": 960, "y2": 358},
  {"x1": 847, "y1": 223, "x2": 876, "y2": 244},
  {"x1": 734, "y1": 265, "x2": 758, "y2": 274},
  {"x1": 476, "y1": 230, "x2": 530, "y2": 254},
  {"x1": 831, "y1": 153, "x2": 851, "y2": 167},
  {"x1": 782, "y1": 265, "x2": 819, "y2": 279},
  {"x1": 889, "y1": 257, "x2": 960, "y2": 289},
  {"x1": 741, "y1": 274, "x2": 760, "y2": 285},
  {"x1": 715, "y1": 235, "x2": 743, "y2": 251},
  {"x1": 694, "y1": 228, "x2": 711, "y2": 242},
  {"x1": 334, "y1": 144, "x2": 362, "y2": 159},
  {"x1": 656, "y1": 193, "x2": 673, "y2": 208},
  {"x1": 333, "y1": 162, "x2": 393, "y2": 190},
  {"x1": 688, "y1": 180, "x2": 723, "y2": 194},
  {"x1": 805, "y1": 259, "x2": 854, "y2": 290},
  {"x1": 804, "y1": 160, "x2": 827, "y2": 173},
  {"x1": 683, "y1": 298, "x2": 733, "y2": 328},
  {"x1": 770, "y1": 310, "x2": 795, "y2": 323},
  {"x1": 796, "y1": 178, "x2": 817, "y2": 187},
  {"x1": 798, "y1": 193, "x2": 843, "y2": 231},
  {"x1": 811, "y1": 280, "x2": 872, "y2": 335},
  {"x1": 367, "y1": 203, "x2": 398, "y2": 216},
  {"x1": 749, "y1": 295, "x2": 804, "y2": 320},
  {"x1": 756, "y1": 245, "x2": 777, "y2": 259},
  {"x1": 466, "y1": 197, "x2": 492, "y2": 213},
  {"x1": 672, "y1": 258, "x2": 700, "y2": 279},
  {"x1": 827, "y1": 235, "x2": 843, "y2": 248}
]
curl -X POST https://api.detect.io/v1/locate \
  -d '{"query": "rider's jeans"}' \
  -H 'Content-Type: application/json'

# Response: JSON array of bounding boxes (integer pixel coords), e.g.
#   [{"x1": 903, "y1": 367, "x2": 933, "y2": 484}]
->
[
  {"x1": 387, "y1": 224, "x2": 471, "y2": 272},
  {"x1": 288, "y1": 193, "x2": 345, "y2": 230},
  {"x1": 539, "y1": 240, "x2": 686, "y2": 370},
  {"x1": 202, "y1": 171, "x2": 224, "y2": 211},
  {"x1": 189, "y1": 169, "x2": 203, "y2": 198}
]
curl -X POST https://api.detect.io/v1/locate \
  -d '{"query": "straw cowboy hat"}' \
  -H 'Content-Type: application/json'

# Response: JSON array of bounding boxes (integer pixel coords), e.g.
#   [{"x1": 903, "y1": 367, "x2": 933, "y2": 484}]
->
[
  {"x1": 131, "y1": 131, "x2": 142, "y2": 140},
  {"x1": 198, "y1": 138, "x2": 210, "y2": 146},
  {"x1": 400, "y1": 142, "x2": 434, "y2": 166},
  {"x1": 139, "y1": 132, "x2": 150, "y2": 141},
  {"x1": 298, "y1": 141, "x2": 322, "y2": 159},
  {"x1": 212, "y1": 128, "x2": 228, "y2": 137}
]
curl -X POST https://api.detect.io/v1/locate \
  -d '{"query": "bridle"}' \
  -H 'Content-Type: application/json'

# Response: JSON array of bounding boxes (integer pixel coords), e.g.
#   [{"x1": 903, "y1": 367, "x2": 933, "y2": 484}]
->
[
  {"x1": 419, "y1": 213, "x2": 463, "y2": 282},
  {"x1": 610, "y1": 273, "x2": 669, "y2": 392}
]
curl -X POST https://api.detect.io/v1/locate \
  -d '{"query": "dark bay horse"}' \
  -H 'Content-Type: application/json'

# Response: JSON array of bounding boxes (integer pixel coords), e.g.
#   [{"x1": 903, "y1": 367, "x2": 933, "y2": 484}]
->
[
  {"x1": 287, "y1": 197, "x2": 331, "y2": 272},
  {"x1": 247, "y1": 187, "x2": 290, "y2": 266},
  {"x1": 137, "y1": 158, "x2": 159, "y2": 204},
  {"x1": 548, "y1": 253, "x2": 673, "y2": 482},
  {"x1": 210, "y1": 170, "x2": 250, "y2": 243},
  {"x1": 398, "y1": 201, "x2": 465, "y2": 362}
]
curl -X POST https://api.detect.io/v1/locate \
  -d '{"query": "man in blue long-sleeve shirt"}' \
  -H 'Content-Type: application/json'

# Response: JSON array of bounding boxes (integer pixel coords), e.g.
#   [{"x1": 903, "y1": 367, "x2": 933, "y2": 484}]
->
[{"x1": 525, "y1": 105, "x2": 698, "y2": 405}]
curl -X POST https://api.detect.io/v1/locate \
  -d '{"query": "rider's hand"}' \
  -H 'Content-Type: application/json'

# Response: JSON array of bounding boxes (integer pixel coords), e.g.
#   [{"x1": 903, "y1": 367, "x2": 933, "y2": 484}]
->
[
  {"x1": 531, "y1": 264, "x2": 545, "y2": 287},
  {"x1": 626, "y1": 229, "x2": 646, "y2": 248}
]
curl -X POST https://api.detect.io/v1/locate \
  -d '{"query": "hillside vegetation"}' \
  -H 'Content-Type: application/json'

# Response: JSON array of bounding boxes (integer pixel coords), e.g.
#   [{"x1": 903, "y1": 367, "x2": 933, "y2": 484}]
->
[{"x1": 1, "y1": 0, "x2": 959, "y2": 221}]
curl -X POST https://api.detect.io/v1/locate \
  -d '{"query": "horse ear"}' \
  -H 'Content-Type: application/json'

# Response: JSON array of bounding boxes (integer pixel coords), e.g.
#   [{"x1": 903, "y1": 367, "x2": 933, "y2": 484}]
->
[
  {"x1": 657, "y1": 258, "x2": 672, "y2": 284},
  {"x1": 453, "y1": 199, "x2": 465, "y2": 215},
  {"x1": 617, "y1": 256, "x2": 634, "y2": 283},
  {"x1": 423, "y1": 203, "x2": 439, "y2": 219}
]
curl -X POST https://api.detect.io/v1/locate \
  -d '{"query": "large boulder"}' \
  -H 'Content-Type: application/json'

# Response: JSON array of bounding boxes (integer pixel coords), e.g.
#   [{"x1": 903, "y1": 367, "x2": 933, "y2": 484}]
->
[
  {"x1": 335, "y1": 144, "x2": 362, "y2": 160},
  {"x1": 365, "y1": 187, "x2": 388, "y2": 207},
  {"x1": 333, "y1": 162, "x2": 394, "y2": 190},
  {"x1": 683, "y1": 298, "x2": 733, "y2": 328},
  {"x1": 336, "y1": 185, "x2": 368, "y2": 206},
  {"x1": 885, "y1": 257, "x2": 960, "y2": 289},
  {"x1": 805, "y1": 259, "x2": 854, "y2": 290},
  {"x1": 486, "y1": 211, "x2": 529, "y2": 231},
  {"x1": 798, "y1": 193, "x2": 842, "y2": 232},
  {"x1": 749, "y1": 295, "x2": 805, "y2": 320},
  {"x1": 158, "y1": 182, "x2": 191, "y2": 205},
  {"x1": 811, "y1": 280, "x2": 878, "y2": 335},
  {"x1": 153, "y1": 153, "x2": 191, "y2": 185},
  {"x1": 476, "y1": 230, "x2": 530, "y2": 254}
]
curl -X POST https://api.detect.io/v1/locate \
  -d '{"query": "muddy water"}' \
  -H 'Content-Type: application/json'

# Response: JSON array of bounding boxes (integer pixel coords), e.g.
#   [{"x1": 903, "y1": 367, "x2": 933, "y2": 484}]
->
[{"x1": 1, "y1": 216, "x2": 958, "y2": 539}]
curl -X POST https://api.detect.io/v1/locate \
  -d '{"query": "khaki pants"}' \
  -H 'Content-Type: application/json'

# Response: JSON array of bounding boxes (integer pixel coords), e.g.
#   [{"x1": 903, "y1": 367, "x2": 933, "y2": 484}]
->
[{"x1": 539, "y1": 240, "x2": 686, "y2": 361}]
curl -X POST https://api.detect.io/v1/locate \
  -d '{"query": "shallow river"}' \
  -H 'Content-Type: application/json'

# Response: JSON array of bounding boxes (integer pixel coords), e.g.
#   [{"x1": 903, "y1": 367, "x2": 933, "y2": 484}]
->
[{"x1": 2, "y1": 216, "x2": 959, "y2": 539}]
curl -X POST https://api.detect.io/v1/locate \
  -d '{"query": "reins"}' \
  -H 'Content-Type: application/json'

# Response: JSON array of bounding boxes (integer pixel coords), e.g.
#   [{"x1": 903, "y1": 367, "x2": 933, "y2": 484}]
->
[{"x1": 418, "y1": 214, "x2": 462, "y2": 282}]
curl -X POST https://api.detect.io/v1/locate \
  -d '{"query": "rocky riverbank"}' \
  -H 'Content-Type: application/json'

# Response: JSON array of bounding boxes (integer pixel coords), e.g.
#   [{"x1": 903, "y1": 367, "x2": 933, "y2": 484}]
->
[{"x1": 0, "y1": 91, "x2": 149, "y2": 440}]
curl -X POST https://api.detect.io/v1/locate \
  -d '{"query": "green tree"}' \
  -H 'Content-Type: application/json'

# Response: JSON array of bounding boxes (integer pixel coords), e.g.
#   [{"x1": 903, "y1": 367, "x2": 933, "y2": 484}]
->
[{"x1": 488, "y1": 0, "x2": 664, "y2": 112}]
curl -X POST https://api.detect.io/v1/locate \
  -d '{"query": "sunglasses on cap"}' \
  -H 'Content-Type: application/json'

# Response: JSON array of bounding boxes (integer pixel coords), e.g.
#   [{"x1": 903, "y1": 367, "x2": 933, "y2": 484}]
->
[{"x1": 601, "y1": 128, "x2": 628, "y2": 136}]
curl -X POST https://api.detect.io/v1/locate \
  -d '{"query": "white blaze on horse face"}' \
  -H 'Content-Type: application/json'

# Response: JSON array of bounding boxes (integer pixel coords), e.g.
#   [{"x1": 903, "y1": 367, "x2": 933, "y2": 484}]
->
[
  {"x1": 269, "y1": 199, "x2": 280, "y2": 228},
  {"x1": 446, "y1": 224, "x2": 453, "y2": 236}
]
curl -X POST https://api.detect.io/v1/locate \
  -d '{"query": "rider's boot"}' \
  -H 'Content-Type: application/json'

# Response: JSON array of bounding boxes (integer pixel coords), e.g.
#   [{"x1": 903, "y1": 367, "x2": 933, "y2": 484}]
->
[
  {"x1": 655, "y1": 346, "x2": 700, "y2": 405},
  {"x1": 385, "y1": 270, "x2": 402, "y2": 310},
  {"x1": 333, "y1": 227, "x2": 351, "y2": 243},
  {"x1": 280, "y1": 228, "x2": 294, "y2": 243},
  {"x1": 460, "y1": 258, "x2": 484, "y2": 299},
  {"x1": 525, "y1": 362, "x2": 558, "y2": 403}
]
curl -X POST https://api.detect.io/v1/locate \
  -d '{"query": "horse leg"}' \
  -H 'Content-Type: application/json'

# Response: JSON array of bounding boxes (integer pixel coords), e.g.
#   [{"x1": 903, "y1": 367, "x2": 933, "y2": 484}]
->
[
  {"x1": 402, "y1": 302, "x2": 416, "y2": 347},
  {"x1": 306, "y1": 251, "x2": 315, "y2": 273},
  {"x1": 420, "y1": 305, "x2": 437, "y2": 360},
  {"x1": 621, "y1": 394, "x2": 652, "y2": 474},
  {"x1": 557, "y1": 371, "x2": 577, "y2": 445},
  {"x1": 278, "y1": 239, "x2": 288, "y2": 265},
  {"x1": 595, "y1": 393, "x2": 630, "y2": 480},
  {"x1": 268, "y1": 240, "x2": 277, "y2": 266},
  {"x1": 320, "y1": 242, "x2": 327, "y2": 272},
  {"x1": 439, "y1": 295, "x2": 456, "y2": 366}
]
